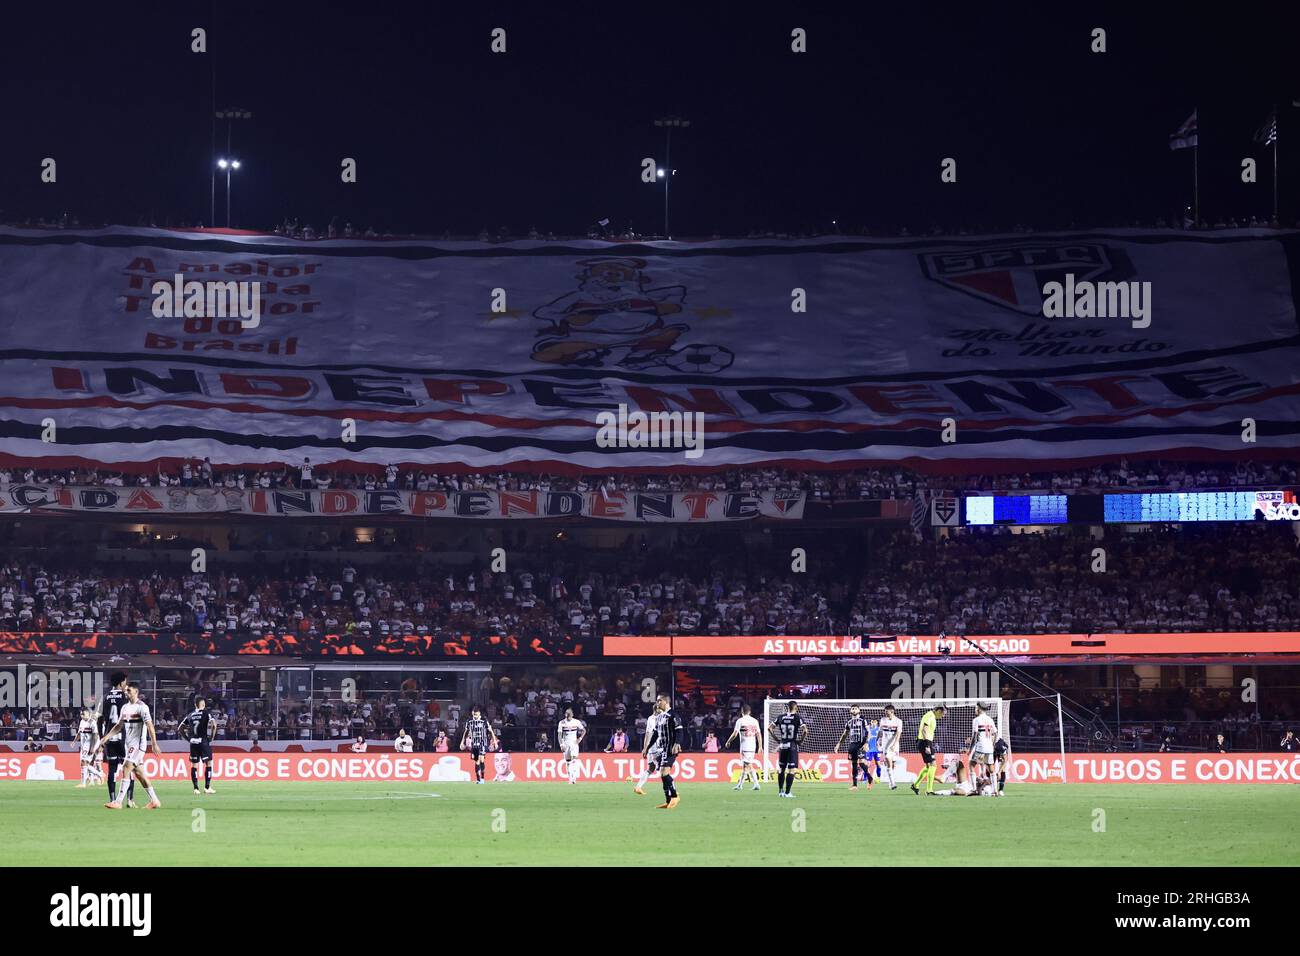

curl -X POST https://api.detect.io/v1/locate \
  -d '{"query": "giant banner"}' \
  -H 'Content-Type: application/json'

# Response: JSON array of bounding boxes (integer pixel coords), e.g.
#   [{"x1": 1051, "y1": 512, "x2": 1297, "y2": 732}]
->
[
  {"x1": 0, "y1": 484, "x2": 804, "y2": 521},
  {"x1": 1, "y1": 227, "x2": 1298, "y2": 470}
]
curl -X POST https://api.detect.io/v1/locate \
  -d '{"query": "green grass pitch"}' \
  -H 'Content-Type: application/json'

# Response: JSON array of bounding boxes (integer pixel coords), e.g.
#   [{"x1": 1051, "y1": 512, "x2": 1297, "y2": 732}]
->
[{"x1": 2, "y1": 780, "x2": 1295, "y2": 866}]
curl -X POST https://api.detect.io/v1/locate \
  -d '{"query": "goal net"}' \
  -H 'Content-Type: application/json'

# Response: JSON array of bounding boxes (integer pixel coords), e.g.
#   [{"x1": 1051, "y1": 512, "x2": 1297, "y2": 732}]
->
[{"x1": 762, "y1": 698, "x2": 1009, "y2": 780}]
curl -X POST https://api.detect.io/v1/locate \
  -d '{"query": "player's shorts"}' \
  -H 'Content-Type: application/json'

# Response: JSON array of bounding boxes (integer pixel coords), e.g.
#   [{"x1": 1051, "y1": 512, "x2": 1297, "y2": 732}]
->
[
  {"x1": 777, "y1": 746, "x2": 799, "y2": 770},
  {"x1": 847, "y1": 743, "x2": 863, "y2": 763},
  {"x1": 972, "y1": 747, "x2": 994, "y2": 765},
  {"x1": 865, "y1": 749, "x2": 880, "y2": 762},
  {"x1": 124, "y1": 741, "x2": 147, "y2": 765},
  {"x1": 739, "y1": 745, "x2": 758, "y2": 765},
  {"x1": 189, "y1": 741, "x2": 213, "y2": 762},
  {"x1": 470, "y1": 745, "x2": 486, "y2": 761},
  {"x1": 917, "y1": 739, "x2": 935, "y2": 764},
  {"x1": 561, "y1": 744, "x2": 579, "y2": 761},
  {"x1": 79, "y1": 744, "x2": 93, "y2": 761},
  {"x1": 103, "y1": 738, "x2": 125, "y2": 762},
  {"x1": 646, "y1": 748, "x2": 669, "y2": 771}
]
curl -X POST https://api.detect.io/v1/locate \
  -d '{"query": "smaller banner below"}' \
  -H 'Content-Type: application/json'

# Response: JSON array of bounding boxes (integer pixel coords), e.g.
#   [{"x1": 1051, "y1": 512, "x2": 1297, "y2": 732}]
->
[
  {"x1": 0, "y1": 484, "x2": 805, "y2": 522},
  {"x1": 4, "y1": 750, "x2": 1297, "y2": 785},
  {"x1": 604, "y1": 632, "x2": 1300, "y2": 657}
]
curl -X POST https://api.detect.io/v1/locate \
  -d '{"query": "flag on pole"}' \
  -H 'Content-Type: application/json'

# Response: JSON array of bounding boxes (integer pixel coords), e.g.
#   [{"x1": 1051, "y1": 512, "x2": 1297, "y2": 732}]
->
[
  {"x1": 1255, "y1": 109, "x2": 1278, "y2": 146},
  {"x1": 1169, "y1": 110, "x2": 1198, "y2": 150}
]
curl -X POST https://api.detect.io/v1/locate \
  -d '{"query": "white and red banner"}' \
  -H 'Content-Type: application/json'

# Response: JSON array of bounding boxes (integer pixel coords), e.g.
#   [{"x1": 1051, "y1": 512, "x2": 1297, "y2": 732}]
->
[
  {"x1": 0, "y1": 484, "x2": 804, "y2": 522},
  {"x1": 6, "y1": 750, "x2": 1299, "y2": 784},
  {"x1": 1, "y1": 226, "x2": 1298, "y2": 471}
]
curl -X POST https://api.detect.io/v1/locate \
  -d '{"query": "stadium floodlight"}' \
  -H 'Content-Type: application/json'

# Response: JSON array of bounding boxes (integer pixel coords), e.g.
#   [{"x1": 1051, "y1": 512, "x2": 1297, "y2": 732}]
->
[
  {"x1": 653, "y1": 115, "x2": 689, "y2": 238},
  {"x1": 211, "y1": 107, "x2": 253, "y2": 228},
  {"x1": 656, "y1": 168, "x2": 665, "y2": 178},
  {"x1": 217, "y1": 157, "x2": 242, "y2": 228}
]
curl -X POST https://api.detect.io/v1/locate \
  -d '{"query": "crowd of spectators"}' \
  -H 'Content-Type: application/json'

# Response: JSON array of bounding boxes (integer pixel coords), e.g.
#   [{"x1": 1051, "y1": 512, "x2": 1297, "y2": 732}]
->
[
  {"x1": 2, "y1": 521, "x2": 1298, "y2": 653},
  {"x1": 1, "y1": 457, "x2": 1295, "y2": 501},
  {"x1": 0, "y1": 544, "x2": 840, "y2": 650},
  {"x1": 851, "y1": 524, "x2": 1300, "y2": 637}
]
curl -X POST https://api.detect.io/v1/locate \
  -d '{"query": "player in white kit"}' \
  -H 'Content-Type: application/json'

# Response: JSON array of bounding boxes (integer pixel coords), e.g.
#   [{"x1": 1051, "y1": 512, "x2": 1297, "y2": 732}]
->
[
  {"x1": 75, "y1": 708, "x2": 103, "y2": 788},
  {"x1": 93, "y1": 682, "x2": 162, "y2": 810},
  {"x1": 557, "y1": 707, "x2": 587, "y2": 784},
  {"x1": 968, "y1": 702, "x2": 1001, "y2": 796},
  {"x1": 876, "y1": 703, "x2": 904, "y2": 790},
  {"x1": 724, "y1": 703, "x2": 763, "y2": 791}
]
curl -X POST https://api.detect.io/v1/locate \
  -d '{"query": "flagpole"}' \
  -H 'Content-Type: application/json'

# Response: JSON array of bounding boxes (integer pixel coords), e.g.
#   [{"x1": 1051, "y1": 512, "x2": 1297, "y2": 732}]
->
[
  {"x1": 1274, "y1": 103, "x2": 1279, "y2": 224},
  {"x1": 1193, "y1": 108, "x2": 1200, "y2": 225}
]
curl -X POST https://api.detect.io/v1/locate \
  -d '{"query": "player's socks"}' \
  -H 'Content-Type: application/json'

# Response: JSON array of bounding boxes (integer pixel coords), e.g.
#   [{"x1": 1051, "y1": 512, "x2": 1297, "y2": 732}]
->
[
  {"x1": 661, "y1": 775, "x2": 673, "y2": 800},
  {"x1": 106, "y1": 763, "x2": 117, "y2": 802},
  {"x1": 205, "y1": 764, "x2": 212, "y2": 789},
  {"x1": 851, "y1": 763, "x2": 859, "y2": 787},
  {"x1": 146, "y1": 786, "x2": 158, "y2": 801},
  {"x1": 191, "y1": 766, "x2": 200, "y2": 789},
  {"x1": 925, "y1": 766, "x2": 937, "y2": 793},
  {"x1": 998, "y1": 772, "x2": 1005, "y2": 792},
  {"x1": 776, "y1": 770, "x2": 785, "y2": 792}
]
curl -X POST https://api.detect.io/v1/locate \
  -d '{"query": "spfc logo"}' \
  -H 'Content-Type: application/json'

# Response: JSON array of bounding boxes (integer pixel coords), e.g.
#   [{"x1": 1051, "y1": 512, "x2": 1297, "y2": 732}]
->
[
  {"x1": 919, "y1": 242, "x2": 1136, "y2": 316},
  {"x1": 772, "y1": 492, "x2": 803, "y2": 514}
]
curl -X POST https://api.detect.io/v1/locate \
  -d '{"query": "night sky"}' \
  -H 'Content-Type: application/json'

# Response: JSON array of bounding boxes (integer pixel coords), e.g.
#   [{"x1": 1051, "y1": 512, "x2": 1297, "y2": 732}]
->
[{"x1": 2, "y1": 2, "x2": 1296, "y2": 235}]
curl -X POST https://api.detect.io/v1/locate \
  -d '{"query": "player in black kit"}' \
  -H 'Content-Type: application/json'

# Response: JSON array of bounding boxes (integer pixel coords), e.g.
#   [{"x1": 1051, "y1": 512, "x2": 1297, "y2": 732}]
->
[
  {"x1": 835, "y1": 703, "x2": 868, "y2": 791},
  {"x1": 182, "y1": 696, "x2": 217, "y2": 794},
  {"x1": 645, "y1": 695, "x2": 685, "y2": 809},
  {"x1": 768, "y1": 700, "x2": 808, "y2": 798},
  {"x1": 993, "y1": 737, "x2": 1010, "y2": 793},
  {"x1": 95, "y1": 672, "x2": 133, "y2": 806},
  {"x1": 460, "y1": 706, "x2": 497, "y2": 783}
]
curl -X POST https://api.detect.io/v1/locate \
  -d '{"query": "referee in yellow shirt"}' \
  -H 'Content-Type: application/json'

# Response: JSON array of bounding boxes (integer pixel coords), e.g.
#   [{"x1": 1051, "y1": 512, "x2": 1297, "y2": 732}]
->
[{"x1": 911, "y1": 704, "x2": 946, "y2": 794}]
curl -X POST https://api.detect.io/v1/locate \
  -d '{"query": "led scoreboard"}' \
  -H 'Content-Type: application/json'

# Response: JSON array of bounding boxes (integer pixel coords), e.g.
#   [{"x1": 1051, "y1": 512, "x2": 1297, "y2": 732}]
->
[{"x1": 962, "y1": 489, "x2": 1298, "y2": 526}]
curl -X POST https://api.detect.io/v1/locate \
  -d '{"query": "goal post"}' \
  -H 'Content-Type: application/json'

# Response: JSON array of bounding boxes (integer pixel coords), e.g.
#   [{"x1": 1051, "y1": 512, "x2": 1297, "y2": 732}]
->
[{"x1": 762, "y1": 697, "x2": 1009, "y2": 781}]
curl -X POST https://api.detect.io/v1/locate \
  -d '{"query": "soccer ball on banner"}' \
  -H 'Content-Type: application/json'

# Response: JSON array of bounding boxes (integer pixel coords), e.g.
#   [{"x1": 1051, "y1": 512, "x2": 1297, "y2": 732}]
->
[{"x1": 665, "y1": 344, "x2": 734, "y2": 374}]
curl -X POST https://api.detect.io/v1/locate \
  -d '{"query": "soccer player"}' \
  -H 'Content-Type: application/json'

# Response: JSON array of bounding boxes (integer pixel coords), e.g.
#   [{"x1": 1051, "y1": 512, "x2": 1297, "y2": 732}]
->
[
  {"x1": 877, "y1": 704, "x2": 903, "y2": 789},
  {"x1": 633, "y1": 707, "x2": 661, "y2": 795},
  {"x1": 557, "y1": 707, "x2": 587, "y2": 785},
  {"x1": 724, "y1": 703, "x2": 763, "y2": 791},
  {"x1": 862, "y1": 718, "x2": 883, "y2": 788},
  {"x1": 992, "y1": 737, "x2": 1010, "y2": 795},
  {"x1": 95, "y1": 671, "x2": 133, "y2": 806},
  {"x1": 181, "y1": 696, "x2": 217, "y2": 795},
  {"x1": 767, "y1": 700, "x2": 807, "y2": 799},
  {"x1": 967, "y1": 702, "x2": 998, "y2": 795},
  {"x1": 75, "y1": 708, "x2": 102, "y2": 788},
  {"x1": 638, "y1": 695, "x2": 684, "y2": 808},
  {"x1": 931, "y1": 759, "x2": 995, "y2": 797},
  {"x1": 460, "y1": 705, "x2": 497, "y2": 784},
  {"x1": 93, "y1": 682, "x2": 162, "y2": 810},
  {"x1": 834, "y1": 704, "x2": 868, "y2": 791},
  {"x1": 910, "y1": 703, "x2": 945, "y2": 795}
]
